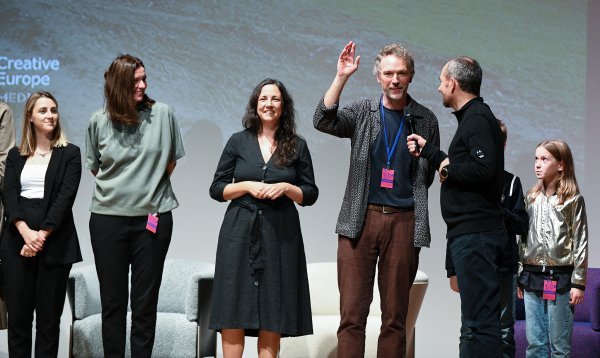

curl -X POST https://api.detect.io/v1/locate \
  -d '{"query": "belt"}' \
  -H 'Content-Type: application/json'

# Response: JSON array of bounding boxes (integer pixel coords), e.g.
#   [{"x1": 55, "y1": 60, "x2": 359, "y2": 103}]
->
[{"x1": 367, "y1": 204, "x2": 413, "y2": 214}]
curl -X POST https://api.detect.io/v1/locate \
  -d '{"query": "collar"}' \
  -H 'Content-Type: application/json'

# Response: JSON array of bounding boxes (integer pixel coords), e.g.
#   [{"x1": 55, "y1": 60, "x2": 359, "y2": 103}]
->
[{"x1": 452, "y1": 96, "x2": 484, "y2": 122}]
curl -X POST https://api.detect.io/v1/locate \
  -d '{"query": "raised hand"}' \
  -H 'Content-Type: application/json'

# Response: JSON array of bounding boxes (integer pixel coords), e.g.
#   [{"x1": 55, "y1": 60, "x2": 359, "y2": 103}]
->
[
  {"x1": 337, "y1": 41, "x2": 361, "y2": 79},
  {"x1": 323, "y1": 41, "x2": 361, "y2": 107}
]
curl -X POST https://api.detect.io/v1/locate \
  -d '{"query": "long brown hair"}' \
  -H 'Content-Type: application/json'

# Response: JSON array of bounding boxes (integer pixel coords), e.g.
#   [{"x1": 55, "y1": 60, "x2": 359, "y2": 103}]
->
[
  {"x1": 242, "y1": 78, "x2": 298, "y2": 166},
  {"x1": 528, "y1": 139, "x2": 579, "y2": 205},
  {"x1": 19, "y1": 91, "x2": 68, "y2": 156},
  {"x1": 104, "y1": 54, "x2": 154, "y2": 125}
]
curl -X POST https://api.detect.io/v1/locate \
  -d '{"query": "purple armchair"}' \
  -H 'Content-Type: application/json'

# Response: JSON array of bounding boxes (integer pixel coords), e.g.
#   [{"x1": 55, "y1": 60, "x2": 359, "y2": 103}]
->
[{"x1": 515, "y1": 267, "x2": 600, "y2": 357}]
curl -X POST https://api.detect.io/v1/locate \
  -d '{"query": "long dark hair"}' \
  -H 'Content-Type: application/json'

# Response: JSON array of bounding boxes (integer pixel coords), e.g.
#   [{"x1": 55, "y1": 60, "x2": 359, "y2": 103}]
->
[
  {"x1": 242, "y1": 78, "x2": 297, "y2": 166},
  {"x1": 104, "y1": 54, "x2": 154, "y2": 125}
]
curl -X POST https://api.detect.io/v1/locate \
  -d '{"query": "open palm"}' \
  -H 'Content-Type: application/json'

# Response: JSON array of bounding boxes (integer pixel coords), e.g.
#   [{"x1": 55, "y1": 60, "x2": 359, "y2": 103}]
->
[{"x1": 337, "y1": 41, "x2": 361, "y2": 78}]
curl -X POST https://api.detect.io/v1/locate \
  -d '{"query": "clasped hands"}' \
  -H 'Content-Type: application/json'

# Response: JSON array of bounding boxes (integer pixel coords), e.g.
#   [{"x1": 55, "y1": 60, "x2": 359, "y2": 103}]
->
[
  {"x1": 247, "y1": 182, "x2": 290, "y2": 200},
  {"x1": 17, "y1": 222, "x2": 48, "y2": 258}
]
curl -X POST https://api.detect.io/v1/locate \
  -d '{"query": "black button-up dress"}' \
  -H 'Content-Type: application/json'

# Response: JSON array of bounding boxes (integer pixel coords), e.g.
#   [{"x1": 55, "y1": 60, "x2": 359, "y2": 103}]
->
[{"x1": 208, "y1": 129, "x2": 318, "y2": 337}]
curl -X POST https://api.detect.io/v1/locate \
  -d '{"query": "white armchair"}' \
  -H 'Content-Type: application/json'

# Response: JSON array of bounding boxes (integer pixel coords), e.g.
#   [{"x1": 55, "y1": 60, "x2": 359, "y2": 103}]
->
[
  {"x1": 279, "y1": 262, "x2": 428, "y2": 358},
  {"x1": 66, "y1": 259, "x2": 216, "y2": 357}
]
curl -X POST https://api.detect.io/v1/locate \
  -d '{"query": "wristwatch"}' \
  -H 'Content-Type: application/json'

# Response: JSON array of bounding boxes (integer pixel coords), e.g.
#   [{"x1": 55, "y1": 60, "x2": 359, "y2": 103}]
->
[{"x1": 440, "y1": 166, "x2": 448, "y2": 179}]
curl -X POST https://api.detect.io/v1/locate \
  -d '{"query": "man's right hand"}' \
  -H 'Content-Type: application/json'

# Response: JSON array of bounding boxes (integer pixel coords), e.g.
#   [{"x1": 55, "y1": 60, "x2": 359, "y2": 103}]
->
[
  {"x1": 323, "y1": 41, "x2": 361, "y2": 108},
  {"x1": 336, "y1": 41, "x2": 360, "y2": 79}
]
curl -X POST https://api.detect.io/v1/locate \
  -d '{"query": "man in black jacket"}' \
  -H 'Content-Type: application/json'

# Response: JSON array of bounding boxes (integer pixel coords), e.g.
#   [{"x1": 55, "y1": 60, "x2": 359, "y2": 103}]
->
[{"x1": 407, "y1": 57, "x2": 507, "y2": 357}]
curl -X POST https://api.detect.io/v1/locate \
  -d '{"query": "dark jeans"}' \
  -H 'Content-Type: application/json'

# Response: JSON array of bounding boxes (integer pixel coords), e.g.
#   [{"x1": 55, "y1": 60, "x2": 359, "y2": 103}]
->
[
  {"x1": 337, "y1": 209, "x2": 419, "y2": 358},
  {"x1": 90, "y1": 212, "x2": 172, "y2": 358},
  {"x1": 499, "y1": 273, "x2": 516, "y2": 358},
  {"x1": 449, "y1": 230, "x2": 507, "y2": 358}
]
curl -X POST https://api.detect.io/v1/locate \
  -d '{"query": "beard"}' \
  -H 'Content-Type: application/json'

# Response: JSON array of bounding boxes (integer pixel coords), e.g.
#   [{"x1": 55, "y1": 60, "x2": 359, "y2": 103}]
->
[
  {"x1": 441, "y1": 93, "x2": 451, "y2": 108},
  {"x1": 384, "y1": 86, "x2": 406, "y2": 101}
]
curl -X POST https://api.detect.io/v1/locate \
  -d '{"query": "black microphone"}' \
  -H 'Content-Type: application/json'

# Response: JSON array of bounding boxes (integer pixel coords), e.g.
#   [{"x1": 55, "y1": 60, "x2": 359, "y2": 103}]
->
[{"x1": 405, "y1": 107, "x2": 419, "y2": 154}]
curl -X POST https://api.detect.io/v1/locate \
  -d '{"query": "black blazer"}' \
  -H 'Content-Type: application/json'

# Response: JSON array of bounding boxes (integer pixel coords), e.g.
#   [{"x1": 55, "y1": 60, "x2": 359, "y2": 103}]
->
[{"x1": 1, "y1": 143, "x2": 82, "y2": 265}]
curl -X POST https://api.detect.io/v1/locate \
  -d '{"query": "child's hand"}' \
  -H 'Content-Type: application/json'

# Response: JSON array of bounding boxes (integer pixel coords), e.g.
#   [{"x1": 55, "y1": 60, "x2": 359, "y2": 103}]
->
[
  {"x1": 570, "y1": 287, "x2": 584, "y2": 305},
  {"x1": 517, "y1": 286, "x2": 523, "y2": 299}
]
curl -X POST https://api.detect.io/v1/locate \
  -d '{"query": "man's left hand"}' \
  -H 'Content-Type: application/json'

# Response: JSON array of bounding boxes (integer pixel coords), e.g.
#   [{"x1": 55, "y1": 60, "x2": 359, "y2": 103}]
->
[{"x1": 407, "y1": 134, "x2": 426, "y2": 157}]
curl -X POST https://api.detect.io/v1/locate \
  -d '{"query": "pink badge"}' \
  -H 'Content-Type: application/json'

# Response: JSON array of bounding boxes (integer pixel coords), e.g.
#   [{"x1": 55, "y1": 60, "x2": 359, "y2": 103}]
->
[
  {"x1": 543, "y1": 279, "x2": 557, "y2": 301},
  {"x1": 146, "y1": 213, "x2": 158, "y2": 234},
  {"x1": 381, "y1": 168, "x2": 394, "y2": 189}
]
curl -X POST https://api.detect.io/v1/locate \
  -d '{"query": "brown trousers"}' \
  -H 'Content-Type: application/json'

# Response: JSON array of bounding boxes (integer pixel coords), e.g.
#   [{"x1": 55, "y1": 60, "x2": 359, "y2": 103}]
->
[{"x1": 337, "y1": 209, "x2": 420, "y2": 358}]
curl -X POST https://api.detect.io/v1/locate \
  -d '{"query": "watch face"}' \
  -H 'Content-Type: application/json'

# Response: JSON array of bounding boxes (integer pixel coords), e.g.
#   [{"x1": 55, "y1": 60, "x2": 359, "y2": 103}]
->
[{"x1": 441, "y1": 167, "x2": 448, "y2": 178}]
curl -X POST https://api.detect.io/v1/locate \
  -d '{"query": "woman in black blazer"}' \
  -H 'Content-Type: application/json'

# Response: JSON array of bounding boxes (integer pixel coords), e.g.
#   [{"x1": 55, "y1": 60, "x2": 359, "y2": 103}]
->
[{"x1": 1, "y1": 91, "x2": 82, "y2": 357}]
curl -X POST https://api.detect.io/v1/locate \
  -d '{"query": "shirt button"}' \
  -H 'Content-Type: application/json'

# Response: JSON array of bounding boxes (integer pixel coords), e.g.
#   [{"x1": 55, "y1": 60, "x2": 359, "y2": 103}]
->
[
  {"x1": 258, "y1": 210, "x2": 263, "y2": 215},
  {"x1": 254, "y1": 281, "x2": 259, "y2": 286}
]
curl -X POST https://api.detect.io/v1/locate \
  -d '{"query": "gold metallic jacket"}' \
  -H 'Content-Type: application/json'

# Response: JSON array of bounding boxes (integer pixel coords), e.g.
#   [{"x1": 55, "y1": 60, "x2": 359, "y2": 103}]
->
[{"x1": 519, "y1": 193, "x2": 588, "y2": 287}]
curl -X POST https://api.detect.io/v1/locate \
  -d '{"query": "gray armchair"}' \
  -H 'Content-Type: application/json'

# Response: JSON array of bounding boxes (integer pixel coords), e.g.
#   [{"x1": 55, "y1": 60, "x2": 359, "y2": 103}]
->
[{"x1": 67, "y1": 259, "x2": 216, "y2": 357}]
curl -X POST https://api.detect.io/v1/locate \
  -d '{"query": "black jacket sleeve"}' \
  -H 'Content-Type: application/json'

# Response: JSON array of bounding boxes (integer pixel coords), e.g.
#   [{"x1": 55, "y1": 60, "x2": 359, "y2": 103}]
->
[
  {"x1": 503, "y1": 176, "x2": 529, "y2": 236},
  {"x1": 295, "y1": 138, "x2": 318, "y2": 206},
  {"x1": 41, "y1": 145, "x2": 82, "y2": 232}
]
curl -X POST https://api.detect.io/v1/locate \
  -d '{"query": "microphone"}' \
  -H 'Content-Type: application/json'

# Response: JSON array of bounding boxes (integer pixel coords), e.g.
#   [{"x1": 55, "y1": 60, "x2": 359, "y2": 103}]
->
[{"x1": 405, "y1": 107, "x2": 419, "y2": 154}]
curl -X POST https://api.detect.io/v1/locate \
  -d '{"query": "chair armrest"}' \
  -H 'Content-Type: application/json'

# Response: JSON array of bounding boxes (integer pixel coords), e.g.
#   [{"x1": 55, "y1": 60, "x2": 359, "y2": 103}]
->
[
  {"x1": 185, "y1": 265, "x2": 215, "y2": 322},
  {"x1": 185, "y1": 264, "x2": 216, "y2": 358},
  {"x1": 67, "y1": 264, "x2": 102, "y2": 320}
]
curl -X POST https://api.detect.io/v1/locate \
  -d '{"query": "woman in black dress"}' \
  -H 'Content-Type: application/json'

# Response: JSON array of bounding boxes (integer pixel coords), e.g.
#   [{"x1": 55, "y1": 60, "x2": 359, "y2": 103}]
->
[{"x1": 209, "y1": 78, "x2": 318, "y2": 358}]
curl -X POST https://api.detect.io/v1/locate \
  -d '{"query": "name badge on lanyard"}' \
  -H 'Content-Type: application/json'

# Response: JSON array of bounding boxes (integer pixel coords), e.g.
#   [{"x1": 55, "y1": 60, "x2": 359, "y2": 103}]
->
[
  {"x1": 543, "y1": 276, "x2": 557, "y2": 301},
  {"x1": 379, "y1": 97, "x2": 405, "y2": 189},
  {"x1": 146, "y1": 213, "x2": 158, "y2": 234},
  {"x1": 381, "y1": 168, "x2": 394, "y2": 188}
]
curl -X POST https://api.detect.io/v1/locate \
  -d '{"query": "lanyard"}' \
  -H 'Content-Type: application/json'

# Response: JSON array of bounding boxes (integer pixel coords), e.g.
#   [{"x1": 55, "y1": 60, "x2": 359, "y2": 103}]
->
[{"x1": 379, "y1": 96, "x2": 405, "y2": 168}]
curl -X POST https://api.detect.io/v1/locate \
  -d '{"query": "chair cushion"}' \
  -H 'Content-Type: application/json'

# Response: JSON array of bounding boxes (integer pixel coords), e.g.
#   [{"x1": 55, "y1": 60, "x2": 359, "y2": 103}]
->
[{"x1": 72, "y1": 312, "x2": 197, "y2": 358}]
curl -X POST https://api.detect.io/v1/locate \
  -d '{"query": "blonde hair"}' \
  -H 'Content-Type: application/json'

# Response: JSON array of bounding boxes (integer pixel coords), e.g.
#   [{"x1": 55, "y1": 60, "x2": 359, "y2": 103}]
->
[
  {"x1": 528, "y1": 139, "x2": 579, "y2": 205},
  {"x1": 20, "y1": 91, "x2": 68, "y2": 156}
]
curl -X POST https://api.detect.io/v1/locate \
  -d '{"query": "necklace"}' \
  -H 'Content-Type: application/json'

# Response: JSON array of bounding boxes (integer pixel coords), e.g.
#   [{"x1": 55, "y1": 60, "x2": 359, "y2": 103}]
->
[{"x1": 35, "y1": 149, "x2": 52, "y2": 157}]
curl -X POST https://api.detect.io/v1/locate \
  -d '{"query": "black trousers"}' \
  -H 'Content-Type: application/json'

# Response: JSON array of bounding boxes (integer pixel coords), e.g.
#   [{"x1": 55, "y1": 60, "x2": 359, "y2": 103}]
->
[
  {"x1": 89, "y1": 212, "x2": 172, "y2": 358},
  {"x1": 2, "y1": 198, "x2": 71, "y2": 358}
]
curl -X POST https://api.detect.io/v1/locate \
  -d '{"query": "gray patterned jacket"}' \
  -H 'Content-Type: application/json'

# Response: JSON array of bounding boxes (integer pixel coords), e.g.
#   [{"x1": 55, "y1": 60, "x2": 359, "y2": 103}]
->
[{"x1": 313, "y1": 95, "x2": 440, "y2": 247}]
